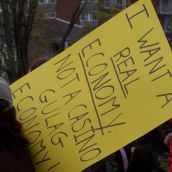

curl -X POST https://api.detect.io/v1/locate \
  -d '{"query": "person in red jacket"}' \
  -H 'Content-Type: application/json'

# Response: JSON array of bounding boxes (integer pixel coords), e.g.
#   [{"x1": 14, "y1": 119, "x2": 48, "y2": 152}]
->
[
  {"x1": 164, "y1": 131, "x2": 172, "y2": 172},
  {"x1": 169, "y1": 141, "x2": 172, "y2": 172},
  {"x1": 0, "y1": 77, "x2": 35, "y2": 172}
]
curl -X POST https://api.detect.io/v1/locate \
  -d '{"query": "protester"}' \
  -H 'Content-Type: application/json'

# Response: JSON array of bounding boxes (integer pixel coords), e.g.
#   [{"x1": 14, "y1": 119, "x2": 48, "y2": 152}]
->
[
  {"x1": 164, "y1": 130, "x2": 172, "y2": 172},
  {"x1": 127, "y1": 128, "x2": 168, "y2": 172},
  {"x1": 0, "y1": 77, "x2": 35, "y2": 172},
  {"x1": 83, "y1": 146, "x2": 131, "y2": 172},
  {"x1": 169, "y1": 144, "x2": 172, "y2": 172}
]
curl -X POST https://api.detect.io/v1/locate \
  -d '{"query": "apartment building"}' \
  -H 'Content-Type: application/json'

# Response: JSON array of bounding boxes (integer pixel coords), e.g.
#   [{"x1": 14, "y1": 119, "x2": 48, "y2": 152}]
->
[
  {"x1": 38, "y1": 0, "x2": 57, "y2": 19},
  {"x1": 28, "y1": 0, "x2": 82, "y2": 64},
  {"x1": 29, "y1": 0, "x2": 172, "y2": 64},
  {"x1": 56, "y1": 0, "x2": 128, "y2": 27}
]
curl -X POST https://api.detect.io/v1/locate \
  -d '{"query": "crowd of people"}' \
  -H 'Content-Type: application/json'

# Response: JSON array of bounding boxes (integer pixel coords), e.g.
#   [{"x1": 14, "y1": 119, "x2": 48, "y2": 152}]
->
[
  {"x1": 0, "y1": 57, "x2": 172, "y2": 172},
  {"x1": 0, "y1": 77, "x2": 35, "y2": 171},
  {"x1": 0, "y1": 57, "x2": 49, "y2": 172},
  {"x1": 84, "y1": 124, "x2": 172, "y2": 172}
]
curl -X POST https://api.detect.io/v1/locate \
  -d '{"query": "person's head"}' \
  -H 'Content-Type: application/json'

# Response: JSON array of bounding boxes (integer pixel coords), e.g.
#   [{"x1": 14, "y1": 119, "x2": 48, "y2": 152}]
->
[
  {"x1": 135, "y1": 128, "x2": 164, "y2": 148},
  {"x1": 28, "y1": 56, "x2": 50, "y2": 72},
  {"x1": 0, "y1": 77, "x2": 28, "y2": 150},
  {"x1": 0, "y1": 77, "x2": 13, "y2": 113}
]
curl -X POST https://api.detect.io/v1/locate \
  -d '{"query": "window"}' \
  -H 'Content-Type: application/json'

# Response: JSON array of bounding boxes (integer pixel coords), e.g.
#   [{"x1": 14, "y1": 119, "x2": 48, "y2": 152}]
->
[
  {"x1": 80, "y1": 10, "x2": 97, "y2": 22},
  {"x1": 80, "y1": 11, "x2": 88, "y2": 21},
  {"x1": 90, "y1": 10, "x2": 97, "y2": 21},
  {"x1": 80, "y1": 0, "x2": 98, "y2": 26},
  {"x1": 103, "y1": 0, "x2": 126, "y2": 9},
  {"x1": 81, "y1": 0, "x2": 97, "y2": 2},
  {"x1": 38, "y1": 0, "x2": 56, "y2": 4},
  {"x1": 104, "y1": 0, "x2": 117, "y2": 9},
  {"x1": 164, "y1": 17, "x2": 172, "y2": 33},
  {"x1": 80, "y1": 1, "x2": 97, "y2": 21},
  {"x1": 38, "y1": 0, "x2": 45, "y2": 4},
  {"x1": 49, "y1": 0, "x2": 56, "y2": 4},
  {"x1": 160, "y1": 0, "x2": 172, "y2": 14},
  {"x1": 48, "y1": 12, "x2": 56, "y2": 18},
  {"x1": 104, "y1": 0, "x2": 111, "y2": 8}
]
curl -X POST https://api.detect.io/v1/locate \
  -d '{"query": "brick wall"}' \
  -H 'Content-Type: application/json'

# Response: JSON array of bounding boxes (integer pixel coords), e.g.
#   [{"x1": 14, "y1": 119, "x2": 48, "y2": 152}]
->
[{"x1": 56, "y1": 0, "x2": 80, "y2": 23}]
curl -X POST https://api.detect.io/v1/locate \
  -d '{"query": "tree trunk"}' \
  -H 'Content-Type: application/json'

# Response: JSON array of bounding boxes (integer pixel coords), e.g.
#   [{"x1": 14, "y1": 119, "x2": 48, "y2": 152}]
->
[{"x1": 0, "y1": 0, "x2": 16, "y2": 82}]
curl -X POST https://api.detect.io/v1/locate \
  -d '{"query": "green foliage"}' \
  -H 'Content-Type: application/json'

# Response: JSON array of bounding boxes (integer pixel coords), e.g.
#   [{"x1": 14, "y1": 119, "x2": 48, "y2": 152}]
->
[
  {"x1": 97, "y1": 1, "x2": 122, "y2": 25},
  {"x1": 158, "y1": 155, "x2": 168, "y2": 172},
  {"x1": 80, "y1": 0, "x2": 122, "y2": 36}
]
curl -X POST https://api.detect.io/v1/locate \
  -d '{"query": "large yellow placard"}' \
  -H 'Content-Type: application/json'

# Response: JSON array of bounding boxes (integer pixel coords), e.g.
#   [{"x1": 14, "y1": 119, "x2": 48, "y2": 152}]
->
[{"x1": 11, "y1": 0, "x2": 172, "y2": 171}]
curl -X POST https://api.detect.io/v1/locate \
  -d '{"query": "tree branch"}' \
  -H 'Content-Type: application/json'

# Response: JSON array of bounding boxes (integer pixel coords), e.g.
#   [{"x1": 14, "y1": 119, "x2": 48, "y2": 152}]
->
[{"x1": 58, "y1": 1, "x2": 88, "y2": 52}]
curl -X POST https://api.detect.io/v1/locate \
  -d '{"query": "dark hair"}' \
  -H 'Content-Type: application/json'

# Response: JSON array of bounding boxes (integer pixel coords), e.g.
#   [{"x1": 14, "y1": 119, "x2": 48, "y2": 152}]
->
[
  {"x1": 127, "y1": 145, "x2": 153, "y2": 172},
  {"x1": 0, "y1": 106, "x2": 29, "y2": 153},
  {"x1": 135, "y1": 128, "x2": 165, "y2": 148}
]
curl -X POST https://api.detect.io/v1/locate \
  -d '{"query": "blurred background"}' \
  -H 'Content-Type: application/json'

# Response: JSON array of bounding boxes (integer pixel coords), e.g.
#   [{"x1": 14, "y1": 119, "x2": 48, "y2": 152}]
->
[{"x1": 0, "y1": 0, "x2": 171, "y2": 83}]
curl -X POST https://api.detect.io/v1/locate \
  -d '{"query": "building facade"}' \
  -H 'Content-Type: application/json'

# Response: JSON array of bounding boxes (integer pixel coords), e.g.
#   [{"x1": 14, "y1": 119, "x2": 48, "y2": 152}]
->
[
  {"x1": 29, "y1": 0, "x2": 172, "y2": 65},
  {"x1": 158, "y1": 0, "x2": 172, "y2": 46},
  {"x1": 56, "y1": 0, "x2": 129, "y2": 26},
  {"x1": 28, "y1": 0, "x2": 82, "y2": 64}
]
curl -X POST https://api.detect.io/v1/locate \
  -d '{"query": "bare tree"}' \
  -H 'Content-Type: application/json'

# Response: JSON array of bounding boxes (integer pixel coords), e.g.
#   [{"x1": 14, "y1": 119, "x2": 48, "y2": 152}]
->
[
  {"x1": 58, "y1": 1, "x2": 88, "y2": 52},
  {"x1": 0, "y1": 0, "x2": 38, "y2": 82}
]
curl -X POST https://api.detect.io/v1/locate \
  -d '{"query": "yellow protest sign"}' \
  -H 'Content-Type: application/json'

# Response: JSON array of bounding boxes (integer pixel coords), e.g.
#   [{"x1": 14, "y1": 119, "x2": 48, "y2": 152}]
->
[{"x1": 11, "y1": 0, "x2": 172, "y2": 171}]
